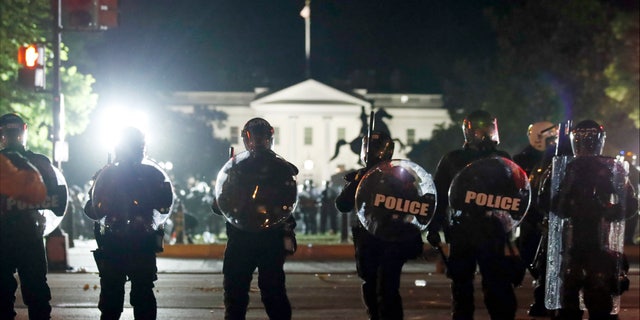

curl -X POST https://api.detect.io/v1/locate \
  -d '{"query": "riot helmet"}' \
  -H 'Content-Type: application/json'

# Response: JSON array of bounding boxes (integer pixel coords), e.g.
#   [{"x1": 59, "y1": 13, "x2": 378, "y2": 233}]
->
[
  {"x1": 114, "y1": 126, "x2": 146, "y2": 164},
  {"x1": 361, "y1": 131, "x2": 394, "y2": 167},
  {"x1": 570, "y1": 120, "x2": 606, "y2": 156},
  {"x1": 242, "y1": 117, "x2": 274, "y2": 152},
  {"x1": 528, "y1": 121, "x2": 558, "y2": 151},
  {"x1": 462, "y1": 110, "x2": 500, "y2": 149},
  {"x1": 0, "y1": 113, "x2": 28, "y2": 149}
]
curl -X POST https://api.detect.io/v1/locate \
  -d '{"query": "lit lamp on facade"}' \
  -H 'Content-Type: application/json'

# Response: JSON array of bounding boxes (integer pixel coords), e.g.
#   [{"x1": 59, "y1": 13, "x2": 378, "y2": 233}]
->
[{"x1": 303, "y1": 159, "x2": 314, "y2": 171}]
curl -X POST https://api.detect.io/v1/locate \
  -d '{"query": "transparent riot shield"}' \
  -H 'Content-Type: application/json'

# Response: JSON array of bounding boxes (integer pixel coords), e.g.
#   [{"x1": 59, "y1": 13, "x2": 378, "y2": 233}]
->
[
  {"x1": 40, "y1": 166, "x2": 69, "y2": 236},
  {"x1": 92, "y1": 158, "x2": 174, "y2": 231},
  {"x1": 448, "y1": 156, "x2": 531, "y2": 232},
  {"x1": 215, "y1": 150, "x2": 298, "y2": 232},
  {"x1": 545, "y1": 156, "x2": 629, "y2": 314},
  {"x1": 544, "y1": 154, "x2": 572, "y2": 310},
  {"x1": 354, "y1": 159, "x2": 436, "y2": 242}
]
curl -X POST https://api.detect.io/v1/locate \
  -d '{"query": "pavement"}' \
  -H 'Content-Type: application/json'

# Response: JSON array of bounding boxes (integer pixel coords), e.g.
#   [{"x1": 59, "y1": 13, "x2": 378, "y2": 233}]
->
[{"x1": 10, "y1": 240, "x2": 639, "y2": 320}]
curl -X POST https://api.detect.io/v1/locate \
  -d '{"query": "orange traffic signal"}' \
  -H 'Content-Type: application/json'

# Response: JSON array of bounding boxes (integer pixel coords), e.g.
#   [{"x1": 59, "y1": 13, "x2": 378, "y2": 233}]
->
[
  {"x1": 17, "y1": 44, "x2": 46, "y2": 90},
  {"x1": 18, "y1": 44, "x2": 44, "y2": 69}
]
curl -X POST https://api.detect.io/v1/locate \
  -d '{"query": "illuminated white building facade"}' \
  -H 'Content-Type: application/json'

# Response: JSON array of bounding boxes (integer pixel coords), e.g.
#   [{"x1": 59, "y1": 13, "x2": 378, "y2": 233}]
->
[{"x1": 164, "y1": 79, "x2": 451, "y2": 184}]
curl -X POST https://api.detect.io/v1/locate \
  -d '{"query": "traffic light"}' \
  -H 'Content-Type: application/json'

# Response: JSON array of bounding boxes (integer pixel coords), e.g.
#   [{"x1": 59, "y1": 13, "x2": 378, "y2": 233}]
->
[
  {"x1": 17, "y1": 44, "x2": 46, "y2": 90},
  {"x1": 62, "y1": 0, "x2": 119, "y2": 31}
]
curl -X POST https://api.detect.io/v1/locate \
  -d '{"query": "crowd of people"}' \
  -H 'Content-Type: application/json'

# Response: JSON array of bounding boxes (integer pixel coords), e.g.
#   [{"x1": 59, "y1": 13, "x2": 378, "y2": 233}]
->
[{"x1": 1, "y1": 111, "x2": 638, "y2": 320}]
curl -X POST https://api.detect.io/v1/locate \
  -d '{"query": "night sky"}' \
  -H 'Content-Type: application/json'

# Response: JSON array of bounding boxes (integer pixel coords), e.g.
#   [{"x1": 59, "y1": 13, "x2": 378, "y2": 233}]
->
[{"x1": 75, "y1": 0, "x2": 499, "y2": 95}]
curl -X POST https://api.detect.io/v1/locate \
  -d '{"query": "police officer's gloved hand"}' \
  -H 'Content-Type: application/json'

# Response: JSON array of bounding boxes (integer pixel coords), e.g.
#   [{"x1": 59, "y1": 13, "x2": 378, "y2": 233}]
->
[
  {"x1": 427, "y1": 230, "x2": 442, "y2": 248},
  {"x1": 283, "y1": 216, "x2": 297, "y2": 255}
]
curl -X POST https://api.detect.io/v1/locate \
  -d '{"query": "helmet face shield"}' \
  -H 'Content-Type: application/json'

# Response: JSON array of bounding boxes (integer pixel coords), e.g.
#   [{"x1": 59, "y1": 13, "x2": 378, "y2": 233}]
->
[
  {"x1": 528, "y1": 121, "x2": 558, "y2": 151},
  {"x1": 0, "y1": 113, "x2": 28, "y2": 149},
  {"x1": 462, "y1": 111, "x2": 500, "y2": 147},
  {"x1": 242, "y1": 118, "x2": 274, "y2": 152},
  {"x1": 361, "y1": 131, "x2": 394, "y2": 166},
  {"x1": 570, "y1": 120, "x2": 605, "y2": 156}
]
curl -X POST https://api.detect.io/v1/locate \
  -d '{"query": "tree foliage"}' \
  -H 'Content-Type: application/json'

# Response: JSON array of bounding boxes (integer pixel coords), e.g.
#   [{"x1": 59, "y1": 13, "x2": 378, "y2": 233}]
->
[
  {"x1": 428, "y1": 0, "x2": 638, "y2": 158},
  {"x1": 0, "y1": 0, "x2": 97, "y2": 156}
]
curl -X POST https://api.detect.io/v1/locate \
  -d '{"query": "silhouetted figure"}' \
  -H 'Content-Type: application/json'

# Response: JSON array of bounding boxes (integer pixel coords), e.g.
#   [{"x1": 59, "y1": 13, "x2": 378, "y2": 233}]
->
[
  {"x1": 211, "y1": 118, "x2": 298, "y2": 320},
  {"x1": 84, "y1": 127, "x2": 174, "y2": 320},
  {"x1": 0, "y1": 113, "x2": 67, "y2": 320}
]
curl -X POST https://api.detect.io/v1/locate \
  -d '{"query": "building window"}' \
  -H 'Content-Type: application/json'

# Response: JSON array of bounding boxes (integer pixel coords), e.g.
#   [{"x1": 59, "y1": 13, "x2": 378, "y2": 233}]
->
[
  {"x1": 274, "y1": 127, "x2": 280, "y2": 145},
  {"x1": 304, "y1": 127, "x2": 313, "y2": 145},
  {"x1": 407, "y1": 128, "x2": 415, "y2": 145},
  {"x1": 230, "y1": 126, "x2": 239, "y2": 144},
  {"x1": 337, "y1": 127, "x2": 346, "y2": 140}
]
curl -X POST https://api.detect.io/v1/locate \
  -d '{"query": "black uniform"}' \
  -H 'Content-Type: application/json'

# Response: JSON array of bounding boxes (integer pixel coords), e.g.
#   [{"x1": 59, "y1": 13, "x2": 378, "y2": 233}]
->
[
  {"x1": 0, "y1": 148, "x2": 60, "y2": 320},
  {"x1": 549, "y1": 120, "x2": 638, "y2": 320},
  {"x1": 426, "y1": 110, "x2": 522, "y2": 320},
  {"x1": 212, "y1": 148, "x2": 298, "y2": 320},
  {"x1": 513, "y1": 144, "x2": 552, "y2": 316},
  {"x1": 212, "y1": 117, "x2": 298, "y2": 320},
  {"x1": 84, "y1": 127, "x2": 174, "y2": 320},
  {"x1": 0, "y1": 113, "x2": 64, "y2": 320},
  {"x1": 335, "y1": 130, "x2": 423, "y2": 320},
  {"x1": 336, "y1": 168, "x2": 423, "y2": 320},
  {"x1": 429, "y1": 146, "x2": 517, "y2": 319}
]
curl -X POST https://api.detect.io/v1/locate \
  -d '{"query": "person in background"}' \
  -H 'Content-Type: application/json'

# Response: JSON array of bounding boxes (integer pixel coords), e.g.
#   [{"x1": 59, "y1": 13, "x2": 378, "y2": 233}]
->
[
  {"x1": 513, "y1": 121, "x2": 558, "y2": 317},
  {"x1": 84, "y1": 126, "x2": 174, "y2": 320},
  {"x1": 426, "y1": 110, "x2": 524, "y2": 320},
  {"x1": 336, "y1": 130, "x2": 424, "y2": 320},
  {"x1": 319, "y1": 180, "x2": 339, "y2": 234}
]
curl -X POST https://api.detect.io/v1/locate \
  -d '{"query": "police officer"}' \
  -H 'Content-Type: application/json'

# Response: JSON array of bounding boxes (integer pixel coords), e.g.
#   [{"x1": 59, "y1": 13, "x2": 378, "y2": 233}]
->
[
  {"x1": 0, "y1": 113, "x2": 64, "y2": 320},
  {"x1": 549, "y1": 120, "x2": 638, "y2": 320},
  {"x1": 513, "y1": 121, "x2": 557, "y2": 317},
  {"x1": 426, "y1": 110, "x2": 524, "y2": 320},
  {"x1": 319, "y1": 180, "x2": 339, "y2": 234},
  {"x1": 211, "y1": 117, "x2": 298, "y2": 320},
  {"x1": 299, "y1": 179, "x2": 319, "y2": 234},
  {"x1": 336, "y1": 130, "x2": 424, "y2": 320},
  {"x1": 84, "y1": 126, "x2": 174, "y2": 320}
]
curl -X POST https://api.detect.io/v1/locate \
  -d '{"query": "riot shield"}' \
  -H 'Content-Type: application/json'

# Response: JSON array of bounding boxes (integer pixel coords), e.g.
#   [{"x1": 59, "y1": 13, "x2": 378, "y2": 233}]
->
[
  {"x1": 544, "y1": 154, "x2": 572, "y2": 310},
  {"x1": 39, "y1": 166, "x2": 69, "y2": 236},
  {"x1": 0, "y1": 154, "x2": 69, "y2": 236},
  {"x1": 354, "y1": 159, "x2": 436, "y2": 242},
  {"x1": 448, "y1": 156, "x2": 531, "y2": 231},
  {"x1": 215, "y1": 150, "x2": 298, "y2": 231},
  {"x1": 545, "y1": 156, "x2": 629, "y2": 314},
  {"x1": 91, "y1": 158, "x2": 174, "y2": 231}
]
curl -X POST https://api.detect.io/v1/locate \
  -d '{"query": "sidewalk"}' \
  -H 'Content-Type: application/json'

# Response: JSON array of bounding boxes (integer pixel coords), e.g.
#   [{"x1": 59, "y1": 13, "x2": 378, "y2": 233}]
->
[
  {"x1": 66, "y1": 240, "x2": 638, "y2": 275},
  {"x1": 65, "y1": 240, "x2": 438, "y2": 274}
]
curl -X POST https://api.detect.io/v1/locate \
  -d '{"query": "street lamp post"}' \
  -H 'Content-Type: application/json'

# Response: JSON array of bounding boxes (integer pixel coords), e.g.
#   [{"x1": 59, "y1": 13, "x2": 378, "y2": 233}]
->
[{"x1": 52, "y1": 0, "x2": 64, "y2": 168}]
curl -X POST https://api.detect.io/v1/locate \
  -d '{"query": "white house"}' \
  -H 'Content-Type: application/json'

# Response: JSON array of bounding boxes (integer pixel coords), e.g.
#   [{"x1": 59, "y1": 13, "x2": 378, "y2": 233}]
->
[{"x1": 163, "y1": 79, "x2": 451, "y2": 184}]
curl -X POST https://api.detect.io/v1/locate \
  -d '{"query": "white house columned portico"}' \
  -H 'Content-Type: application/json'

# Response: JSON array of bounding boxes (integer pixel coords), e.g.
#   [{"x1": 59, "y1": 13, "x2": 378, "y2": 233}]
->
[{"x1": 164, "y1": 79, "x2": 451, "y2": 185}]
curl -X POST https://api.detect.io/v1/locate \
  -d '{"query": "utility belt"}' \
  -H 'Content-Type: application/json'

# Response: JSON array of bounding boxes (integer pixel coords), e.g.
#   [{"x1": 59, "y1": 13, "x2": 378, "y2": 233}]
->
[
  {"x1": 95, "y1": 222, "x2": 164, "y2": 253},
  {"x1": 448, "y1": 209, "x2": 492, "y2": 225}
]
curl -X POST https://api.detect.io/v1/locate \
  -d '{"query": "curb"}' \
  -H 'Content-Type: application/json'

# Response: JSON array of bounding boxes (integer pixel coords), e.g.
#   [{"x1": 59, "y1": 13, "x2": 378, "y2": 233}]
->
[
  {"x1": 159, "y1": 243, "x2": 356, "y2": 260},
  {"x1": 158, "y1": 244, "x2": 640, "y2": 263}
]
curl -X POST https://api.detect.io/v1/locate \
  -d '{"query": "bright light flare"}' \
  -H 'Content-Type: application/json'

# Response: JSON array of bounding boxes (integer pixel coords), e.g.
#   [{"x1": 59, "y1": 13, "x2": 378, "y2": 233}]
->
[{"x1": 98, "y1": 107, "x2": 150, "y2": 156}]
